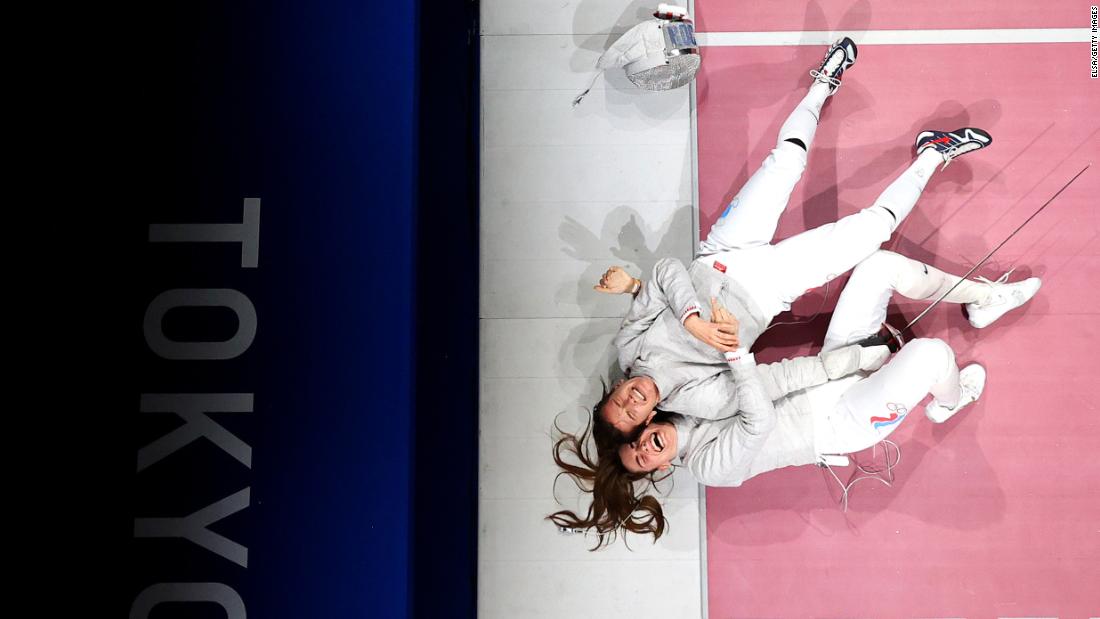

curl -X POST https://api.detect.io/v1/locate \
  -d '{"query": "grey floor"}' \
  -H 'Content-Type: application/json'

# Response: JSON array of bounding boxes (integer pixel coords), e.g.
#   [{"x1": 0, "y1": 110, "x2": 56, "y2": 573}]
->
[{"x1": 478, "y1": 1, "x2": 704, "y2": 616}]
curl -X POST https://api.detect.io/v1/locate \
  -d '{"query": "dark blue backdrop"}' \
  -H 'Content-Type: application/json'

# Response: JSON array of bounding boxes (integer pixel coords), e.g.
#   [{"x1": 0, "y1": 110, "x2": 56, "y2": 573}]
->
[{"x1": 52, "y1": 1, "x2": 478, "y2": 616}]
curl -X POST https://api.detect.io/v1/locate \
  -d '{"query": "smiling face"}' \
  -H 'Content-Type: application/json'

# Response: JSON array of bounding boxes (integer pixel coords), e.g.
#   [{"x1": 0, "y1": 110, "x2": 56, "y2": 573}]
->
[
  {"x1": 618, "y1": 421, "x2": 677, "y2": 474},
  {"x1": 599, "y1": 376, "x2": 660, "y2": 437}
]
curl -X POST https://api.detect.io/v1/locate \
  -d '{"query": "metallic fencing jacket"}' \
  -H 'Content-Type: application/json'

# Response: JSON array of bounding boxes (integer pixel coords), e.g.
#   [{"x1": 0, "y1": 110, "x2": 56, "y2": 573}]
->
[
  {"x1": 614, "y1": 258, "x2": 884, "y2": 485},
  {"x1": 614, "y1": 257, "x2": 877, "y2": 417}
]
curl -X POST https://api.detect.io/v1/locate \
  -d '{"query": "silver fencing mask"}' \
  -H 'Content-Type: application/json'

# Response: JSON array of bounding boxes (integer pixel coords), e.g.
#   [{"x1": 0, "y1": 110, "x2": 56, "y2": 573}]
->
[{"x1": 573, "y1": 4, "x2": 700, "y2": 106}]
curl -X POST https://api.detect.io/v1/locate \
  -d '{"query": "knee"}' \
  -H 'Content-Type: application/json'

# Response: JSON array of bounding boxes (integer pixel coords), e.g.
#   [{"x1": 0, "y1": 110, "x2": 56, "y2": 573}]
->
[
  {"x1": 768, "y1": 140, "x2": 808, "y2": 170},
  {"x1": 851, "y1": 250, "x2": 904, "y2": 285},
  {"x1": 849, "y1": 204, "x2": 898, "y2": 240},
  {"x1": 902, "y1": 337, "x2": 956, "y2": 370}
]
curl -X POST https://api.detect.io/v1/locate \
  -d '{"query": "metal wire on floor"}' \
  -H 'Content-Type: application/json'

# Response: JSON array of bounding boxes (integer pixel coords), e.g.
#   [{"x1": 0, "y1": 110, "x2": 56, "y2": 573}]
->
[{"x1": 820, "y1": 439, "x2": 901, "y2": 511}]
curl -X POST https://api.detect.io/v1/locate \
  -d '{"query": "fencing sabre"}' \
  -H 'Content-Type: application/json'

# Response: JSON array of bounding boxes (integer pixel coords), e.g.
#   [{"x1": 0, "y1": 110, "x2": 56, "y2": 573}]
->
[{"x1": 855, "y1": 163, "x2": 1090, "y2": 351}]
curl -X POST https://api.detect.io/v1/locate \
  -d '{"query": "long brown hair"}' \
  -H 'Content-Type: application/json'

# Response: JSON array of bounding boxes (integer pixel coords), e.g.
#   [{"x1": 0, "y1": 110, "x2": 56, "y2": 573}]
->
[{"x1": 546, "y1": 409, "x2": 672, "y2": 550}]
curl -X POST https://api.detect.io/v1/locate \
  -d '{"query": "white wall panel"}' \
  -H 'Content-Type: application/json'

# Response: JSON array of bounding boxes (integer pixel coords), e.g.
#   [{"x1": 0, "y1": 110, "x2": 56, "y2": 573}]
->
[
  {"x1": 479, "y1": 200, "x2": 694, "y2": 319},
  {"x1": 481, "y1": 258, "x2": 636, "y2": 319},
  {"x1": 482, "y1": 34, "x2": 656, "y2": 92},
  {"x1": 480, "y1": 201, "x2": 691, "y2": 261},
  {"x1": 483, "y1": 88, "x2": 689, "y2": 148},
  {"x1": 482, "y1": 144, "x2": 691, "y2": 204},
  {"x1": 479, "y1": 2, "x2": 702, "y2": 617},
  {"x1": 480, "y1": 376, "x2": 602, "y2": 438},
  {"x1": 480, "y1": 318, "x2": 619, "y2": 379},
  {"x1": 481, "y1": 0, "x2": 658, "y2": 36},
  {"x1": 479, "y1": 498, "x2": 700, "y2": 562},
  {"x1": 478, "y1": 559, "x2": 701, "y2": 619},
  {"x1": 480, "y1": 436, "x2": 700, "y2": 500}
]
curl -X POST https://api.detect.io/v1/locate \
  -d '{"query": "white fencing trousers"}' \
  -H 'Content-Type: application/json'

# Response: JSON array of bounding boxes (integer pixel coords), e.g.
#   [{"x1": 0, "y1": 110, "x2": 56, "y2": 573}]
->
[
  {"x1": 697, "y1": 205, "x2": 896, "y2": 319},
  {"x1": 697, "y1": 84, "x2": 828, "y2": 255},
  {"x1": 697, "y1": 141, "x2": 810, "y2": 256},
  {"x1": 812, "y1": 338, "x2": 962, "y2": 456},
  {"x1": 822, "y1": 250, "x2": 993, "y2": 352},
  {"x1": 697, "y1": 142, "x2": 941, "y2": 321},
  {"x1": 777, "y1": 82, "x2": 831, "y2": 156}
]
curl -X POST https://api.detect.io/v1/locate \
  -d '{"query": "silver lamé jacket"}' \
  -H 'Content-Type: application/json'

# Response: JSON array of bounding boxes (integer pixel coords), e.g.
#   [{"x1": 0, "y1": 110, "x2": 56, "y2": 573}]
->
[{"x1": 614, "y1": 258, "x2": 883, "y2": 485}]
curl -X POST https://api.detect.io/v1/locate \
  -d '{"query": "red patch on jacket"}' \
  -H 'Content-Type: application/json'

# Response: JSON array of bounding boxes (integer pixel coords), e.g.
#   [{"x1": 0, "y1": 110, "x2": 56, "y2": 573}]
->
[{"x1": 713, "y1": 261, "x2": 727, "y2": 273}]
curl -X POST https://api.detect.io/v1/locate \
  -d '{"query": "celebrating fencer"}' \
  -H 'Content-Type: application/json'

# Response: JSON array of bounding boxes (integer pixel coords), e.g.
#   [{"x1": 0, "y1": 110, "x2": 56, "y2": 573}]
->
[
  {"x1": 591, "y1": 37, "x2": 1037, "y2": 444},
  {"x1": 548, "y1": 37, "x2": 1042, "y2": 547}
]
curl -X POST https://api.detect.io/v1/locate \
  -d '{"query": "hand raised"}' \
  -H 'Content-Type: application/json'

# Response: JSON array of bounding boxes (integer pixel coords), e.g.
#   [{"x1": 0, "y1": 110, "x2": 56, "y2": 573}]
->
[{"x1": 594, "y1": 266, "x2": 637, "y2": 294}]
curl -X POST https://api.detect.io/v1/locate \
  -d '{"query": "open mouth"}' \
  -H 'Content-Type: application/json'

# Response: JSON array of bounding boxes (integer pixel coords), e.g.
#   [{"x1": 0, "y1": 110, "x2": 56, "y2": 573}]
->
[{"x1": 652, "y1": 431, "x2": 664, "y2": 452}]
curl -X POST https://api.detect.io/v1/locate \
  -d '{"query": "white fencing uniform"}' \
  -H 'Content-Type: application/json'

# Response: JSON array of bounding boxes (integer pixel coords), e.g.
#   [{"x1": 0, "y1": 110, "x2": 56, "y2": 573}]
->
[
  {"x1": 822, "y1": 249, "x2": 991, "y2": 351},
  {"x1": 807, "y1": 248, "x2": 994, "y2": 455},
  {"x1": 671, "y1": 252, "x2": 988, "y2": 485},
  {"x1": 617, "y1": 85, "x2": 958, "y2": 426},
  {"x1": 812, "y1": 338, "x2": 961, "y2": 457},
  {"x1": 695, "y1": 84, "x2": 945, "y2": 322},
  {"x1": 807, "y1": 249, "x2": 995, "y2": 455},
  {"x1": 671, "y1": 335, "x2": 964, "y2": 486}
]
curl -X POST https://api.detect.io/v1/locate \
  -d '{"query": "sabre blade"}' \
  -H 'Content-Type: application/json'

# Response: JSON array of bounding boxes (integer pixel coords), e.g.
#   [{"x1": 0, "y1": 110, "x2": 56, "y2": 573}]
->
[{"x1": 899, "y1": 163, "x2": 1090, "y2": 334}]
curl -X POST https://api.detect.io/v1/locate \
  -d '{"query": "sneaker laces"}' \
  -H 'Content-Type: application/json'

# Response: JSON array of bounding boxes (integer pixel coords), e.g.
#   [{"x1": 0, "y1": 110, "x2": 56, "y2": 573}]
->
[
  {"x1": 939, "y1": 140, "x2": 982, "y2": 170},
  {"x1": 959, "y1": 377, "x2": 982, "y2": 404},
  {"x1": 809, "y1": 45, "x2": 846, "y2": 92},
  {"x1": 973, "y1": 268, "x2": 1015, "y2": 305},
  {"x1": 809, "y1": 68, "x2": 842, "y2": 91},
  {"x1": 943, "y1": 369, "x2": 985, "y2": 413}
]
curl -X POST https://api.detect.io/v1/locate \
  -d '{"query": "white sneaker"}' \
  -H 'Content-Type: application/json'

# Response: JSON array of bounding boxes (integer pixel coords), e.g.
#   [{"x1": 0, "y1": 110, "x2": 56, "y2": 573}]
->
[
  {"x1": 965, "y1": 273, "x2": 1042, "y2": 328},
  {"x1": 925, "y1": 364, "x2": 986, "y2": 423}
]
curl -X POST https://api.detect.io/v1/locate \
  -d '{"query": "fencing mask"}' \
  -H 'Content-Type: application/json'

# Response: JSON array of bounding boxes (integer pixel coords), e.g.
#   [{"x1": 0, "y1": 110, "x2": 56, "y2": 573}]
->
[{"x1": 573, "y1": 4, "x2": 700, "y2": 107}]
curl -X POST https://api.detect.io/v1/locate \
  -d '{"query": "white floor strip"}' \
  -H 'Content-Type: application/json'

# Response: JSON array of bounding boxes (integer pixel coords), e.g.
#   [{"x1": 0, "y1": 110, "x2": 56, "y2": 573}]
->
[
  {"x1": 698, "y1": 28, "x2": 1092, "y2": 47},
  {"x1": 687, "y1": 4, "x2": 709, "y2": 615},
  {"x1": 696, "y1": 482, "x2": 709, "y2": 619}
]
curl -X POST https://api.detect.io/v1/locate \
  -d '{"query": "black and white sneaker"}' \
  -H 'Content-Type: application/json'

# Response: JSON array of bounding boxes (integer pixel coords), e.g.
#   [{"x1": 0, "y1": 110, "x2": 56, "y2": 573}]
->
[
  {"x1": 915, "y1": 127, "x2": 993, "y2": 169},
  {"x1": 809, "y1": 37, "x2": 858, "y2": 93}
]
